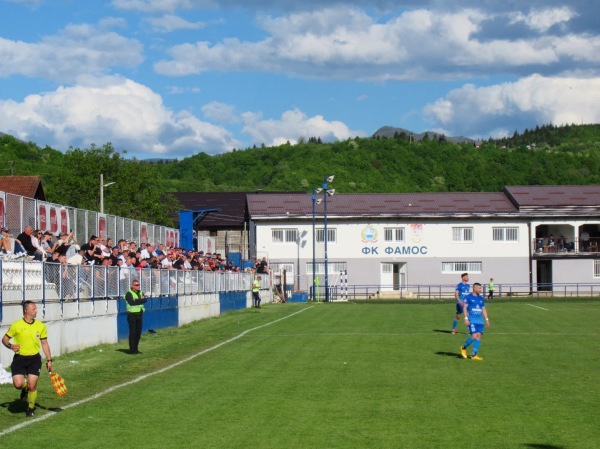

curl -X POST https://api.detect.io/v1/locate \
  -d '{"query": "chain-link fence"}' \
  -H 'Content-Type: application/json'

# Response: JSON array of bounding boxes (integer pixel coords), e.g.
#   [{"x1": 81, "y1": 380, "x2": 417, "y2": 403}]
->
[{"x1": 0, "y1": 190, "x2": 177, "y2": 248}]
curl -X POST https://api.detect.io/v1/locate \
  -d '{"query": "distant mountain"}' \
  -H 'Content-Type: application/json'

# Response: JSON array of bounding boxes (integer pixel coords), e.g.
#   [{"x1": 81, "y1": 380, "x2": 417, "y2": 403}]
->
[{"x1": 372, "y1": 126, "x2": 474, "y2": 144}]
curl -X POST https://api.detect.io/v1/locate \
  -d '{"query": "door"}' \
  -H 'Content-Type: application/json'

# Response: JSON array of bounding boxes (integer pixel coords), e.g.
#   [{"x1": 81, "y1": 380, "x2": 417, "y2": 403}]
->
[
  {"x1": 536, "y1": 260, "x2": 552, "y2": 291},
  {"x1": 381, "y1": 263, "x2": 407, "y2": 291}
]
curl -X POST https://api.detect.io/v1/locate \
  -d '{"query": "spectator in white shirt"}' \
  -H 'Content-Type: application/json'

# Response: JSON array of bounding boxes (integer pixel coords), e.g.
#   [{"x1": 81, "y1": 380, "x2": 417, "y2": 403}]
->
[{"x1": 139, "y1": 243, "x2": 154, "y2": 260}]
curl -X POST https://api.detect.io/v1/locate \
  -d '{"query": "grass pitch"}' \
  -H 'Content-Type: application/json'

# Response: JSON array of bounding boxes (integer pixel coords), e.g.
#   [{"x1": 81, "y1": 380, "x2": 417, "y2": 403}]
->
[{"x1": 1, "y1": 300, "x2": 599, "y2": 448}]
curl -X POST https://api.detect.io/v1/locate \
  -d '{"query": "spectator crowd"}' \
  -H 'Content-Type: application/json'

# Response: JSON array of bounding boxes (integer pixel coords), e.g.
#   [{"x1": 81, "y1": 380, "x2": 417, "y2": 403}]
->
[{"x1": 1, "y1": 226, "x2": 245, "y2": 273}]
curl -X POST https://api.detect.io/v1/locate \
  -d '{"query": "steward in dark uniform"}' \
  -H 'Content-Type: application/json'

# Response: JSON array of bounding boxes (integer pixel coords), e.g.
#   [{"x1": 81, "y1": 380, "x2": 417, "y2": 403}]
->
[{"x1": 124, "y1": 280, "x2": 147, "y2": 354}]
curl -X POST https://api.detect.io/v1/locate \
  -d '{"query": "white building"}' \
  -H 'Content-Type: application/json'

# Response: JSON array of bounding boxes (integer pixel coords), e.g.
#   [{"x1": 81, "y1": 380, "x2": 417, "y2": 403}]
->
[{"x1": 247, "y1": 186, "x2": 600, "y2": 296}]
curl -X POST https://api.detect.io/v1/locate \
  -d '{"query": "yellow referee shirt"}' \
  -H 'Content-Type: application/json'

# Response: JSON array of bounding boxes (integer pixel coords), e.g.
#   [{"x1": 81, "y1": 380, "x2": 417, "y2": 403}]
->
[{"x1": 6, "y1": 319, "x2": 48, "y2": 356}]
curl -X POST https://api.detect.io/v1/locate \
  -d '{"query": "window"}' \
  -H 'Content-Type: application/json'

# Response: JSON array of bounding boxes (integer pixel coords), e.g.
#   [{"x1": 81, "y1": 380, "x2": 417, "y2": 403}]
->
[
  {"x1": 594, "y1": 260, "x2": 600, "y2": 278},
  {"x1": 384, "y1": 227, "x2": 404, "y2": 242},
  {"x1": 442, "y1": 262, "x2": 482, "y2": 273},
  {"x1": 272, "y1": 228, "x2": 298, "y2": 243},
  {"x1": 493, "y1": 227, "x2": 519, "y2": 242},
  {"x1": 271, "y1": 263, "x2": 294, "y2": 274},
  {"x1": 307, "y1": 262, "x2": 347, "y2": 275},
  {"x1": 452, "y1": 227, "x2": 473, "y2": 242},
  {"x1": 315, "y1": 228, "x2": 337, "y2": 243}
]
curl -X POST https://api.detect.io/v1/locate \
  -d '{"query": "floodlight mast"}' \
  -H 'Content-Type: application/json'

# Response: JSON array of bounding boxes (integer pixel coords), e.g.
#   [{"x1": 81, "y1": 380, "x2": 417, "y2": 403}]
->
[
  {"x1": 311, "y1": 188, "x2": 319, "y2": 301},
  {"x1": 322, "y1": 175, "x2": 335, "y2": 302}
]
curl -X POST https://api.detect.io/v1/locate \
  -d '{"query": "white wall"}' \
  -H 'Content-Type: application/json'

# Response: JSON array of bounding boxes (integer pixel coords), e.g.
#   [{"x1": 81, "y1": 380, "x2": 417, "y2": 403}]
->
[
  {"x1": 0, "y1": 290, "x2": 274, "y2": 369},
  {"x1": 257, "y1": 218, "x2": 532, "y2": 289}
]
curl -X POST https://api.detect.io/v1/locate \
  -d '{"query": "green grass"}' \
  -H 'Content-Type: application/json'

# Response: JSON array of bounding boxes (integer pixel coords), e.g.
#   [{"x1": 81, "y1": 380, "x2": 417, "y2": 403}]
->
[{"x1": 1, "y1": 301, "x2": 599, "y2": 448}]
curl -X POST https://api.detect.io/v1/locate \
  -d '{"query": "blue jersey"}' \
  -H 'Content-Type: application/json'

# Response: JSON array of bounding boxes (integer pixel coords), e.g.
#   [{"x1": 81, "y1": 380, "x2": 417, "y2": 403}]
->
[
  {"x1": 455, "y1": 282, "x2": 470, "y2": 304},
  {"x1": 464, "y1": 294, "x2": 486, "y2": 325}
]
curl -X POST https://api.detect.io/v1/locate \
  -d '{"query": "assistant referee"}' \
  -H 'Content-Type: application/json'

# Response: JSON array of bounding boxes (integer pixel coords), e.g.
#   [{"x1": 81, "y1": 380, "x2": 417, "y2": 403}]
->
[{"x1": 2, "y1": 300, "x2": 53, "y2": 417}]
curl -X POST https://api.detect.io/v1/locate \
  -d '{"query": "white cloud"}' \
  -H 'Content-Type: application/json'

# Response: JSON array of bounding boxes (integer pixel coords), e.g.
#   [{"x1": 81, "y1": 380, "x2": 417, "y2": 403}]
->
[
  {"x1": 166, "y1": 85, "x2": 201, "y2": 94},
  {"x1": 240, "y1": 108, "x2": 365, "y2": 146},
  {"x1": 0, "y1": 23, "x2": 143, "y2": 81},
  {"x1": 112, "y1": 0, "x2": 591, "y2": 14},
  {"x1": 145, "y1": 14, "x2": 206, "y2": 33},
  {"x1": 509, "y1": 7, "x2": 577, "y2": 33},
  {"x1": 154, "y1": 6, "x2": 600, "y2": 81},
  {"x1": 98, "y1": 17, "x2": 129, "y2": 29},
  {"x1": 201, "y1": 101, "x2": 239, "y2": 124},
  {"x1": 111, "y1": 0, "x2": 405, "y2": 13},
  {"x1": 423, "y1": 75, "x2": 600, "y2": 137},
  {"x1": 111, "y1": 0, "x2": 198, "y2": 12},
  {"x1": 0, "y1": 76, "x2": 239, "y2": 156}
]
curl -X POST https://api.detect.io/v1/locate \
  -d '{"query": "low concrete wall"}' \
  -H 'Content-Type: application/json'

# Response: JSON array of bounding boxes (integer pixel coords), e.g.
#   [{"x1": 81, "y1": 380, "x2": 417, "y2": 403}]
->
[{"x1": 1, "y1": 288, "x2": 272, "y2": 369}]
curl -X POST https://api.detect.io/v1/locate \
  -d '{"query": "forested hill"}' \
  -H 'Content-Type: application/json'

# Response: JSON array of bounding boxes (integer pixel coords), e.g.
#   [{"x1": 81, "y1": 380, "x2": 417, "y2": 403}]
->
[
  {"x1": 156, "y1": 123, "x2": 600, "y2": 192},
  {"x1": 1, "y1": 123, "x2": 600, "y2": 224}
]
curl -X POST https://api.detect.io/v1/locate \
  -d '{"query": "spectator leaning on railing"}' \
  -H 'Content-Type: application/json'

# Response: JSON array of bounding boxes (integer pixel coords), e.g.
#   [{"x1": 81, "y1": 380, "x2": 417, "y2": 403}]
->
[{"x1": 67, "y1": 247, "x2": 86, "y2": 265}]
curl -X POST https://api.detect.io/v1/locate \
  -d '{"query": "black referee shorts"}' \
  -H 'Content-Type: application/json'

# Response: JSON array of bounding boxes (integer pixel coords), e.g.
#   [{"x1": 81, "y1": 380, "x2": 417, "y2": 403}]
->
[{"x1": 11, "y1": 354, "x2": 42, "y2": 377}]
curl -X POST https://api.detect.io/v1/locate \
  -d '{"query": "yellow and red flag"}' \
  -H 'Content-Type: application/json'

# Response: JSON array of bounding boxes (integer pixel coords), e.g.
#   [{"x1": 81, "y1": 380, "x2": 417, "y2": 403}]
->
[{"x1": 49, "y1": 372, "x2": 67, "y2": 396}]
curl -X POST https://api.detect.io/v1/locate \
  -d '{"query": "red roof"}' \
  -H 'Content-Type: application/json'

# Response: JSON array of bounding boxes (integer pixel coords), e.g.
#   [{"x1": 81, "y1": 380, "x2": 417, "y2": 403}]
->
[{"x1": 0, "y1": 176, "x2": 46, "y2": 200}]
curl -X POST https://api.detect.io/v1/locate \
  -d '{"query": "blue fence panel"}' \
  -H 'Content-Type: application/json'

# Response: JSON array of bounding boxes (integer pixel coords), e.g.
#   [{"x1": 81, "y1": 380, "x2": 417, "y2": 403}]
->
[
  {"x1": 289, "y1": 292, "x2": 308, "y2": 302},
  {"x1": 117, "y1": 296, "x2": 179, "y2": 341},
  {"x1": 219, "y1": 291, "x2": 247, "y2": 314}
]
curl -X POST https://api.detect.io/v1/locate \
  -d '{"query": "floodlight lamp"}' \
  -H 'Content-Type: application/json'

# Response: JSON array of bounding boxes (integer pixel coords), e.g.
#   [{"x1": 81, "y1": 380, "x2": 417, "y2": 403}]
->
[
  {"x1": 315, "y1": 188, "x2": 323, "y2": 194},
  {"x1": 327, "y1": 175, "x2": 335, "y2": 183},
  {"x1": 326, "y1": 189, "x2": 335, "y2": 197},
  {"x1": 316, "y1": 199, "x2": 322, "y2": 205}
]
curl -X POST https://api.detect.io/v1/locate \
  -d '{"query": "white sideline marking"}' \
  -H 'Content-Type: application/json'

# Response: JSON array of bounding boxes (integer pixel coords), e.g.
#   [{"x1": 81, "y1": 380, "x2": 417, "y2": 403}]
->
[
  {"x1": 0, "y1": 306, "x2": 313, "y2": 437},
  {"x1": 527, "y1": 304, "x2": 549, "y2": 311}
]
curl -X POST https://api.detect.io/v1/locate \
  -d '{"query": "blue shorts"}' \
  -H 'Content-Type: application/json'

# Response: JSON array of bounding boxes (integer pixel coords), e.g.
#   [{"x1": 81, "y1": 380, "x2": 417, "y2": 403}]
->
[
  {"x1": 455, "y1": 302, "x2": 464, "y2": 315},
  {"x1": 468, "y1": 322, "x2": 485, "y2": 335}
]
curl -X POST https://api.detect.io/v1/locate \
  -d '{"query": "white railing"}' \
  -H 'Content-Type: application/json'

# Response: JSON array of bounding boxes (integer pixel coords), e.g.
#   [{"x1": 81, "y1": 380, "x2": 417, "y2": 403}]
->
[{"x1": 0, "y1": 259, "x2": 258, "y2": 306}]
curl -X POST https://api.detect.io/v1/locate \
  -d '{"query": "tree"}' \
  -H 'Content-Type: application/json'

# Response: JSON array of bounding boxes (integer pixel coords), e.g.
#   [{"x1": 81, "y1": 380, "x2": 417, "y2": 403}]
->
[{"x1": 53, "y1": 143, "x2": 179, "y2": 226}]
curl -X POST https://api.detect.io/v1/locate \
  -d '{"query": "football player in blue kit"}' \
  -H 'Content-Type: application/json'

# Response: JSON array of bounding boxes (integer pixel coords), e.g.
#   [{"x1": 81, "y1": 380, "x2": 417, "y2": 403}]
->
[
  {"x1": 460, "y1": 282, "x2": 490, "y2": 361},
  {"x1": 451, "y1": 273, "x2": 470, "y2": 334}
]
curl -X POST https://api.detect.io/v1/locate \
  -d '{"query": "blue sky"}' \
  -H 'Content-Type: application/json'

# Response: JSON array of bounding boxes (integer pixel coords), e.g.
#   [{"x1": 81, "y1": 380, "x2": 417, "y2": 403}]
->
[{"x1": 1, "y1": 0, "x2": 599, "y2": 158}]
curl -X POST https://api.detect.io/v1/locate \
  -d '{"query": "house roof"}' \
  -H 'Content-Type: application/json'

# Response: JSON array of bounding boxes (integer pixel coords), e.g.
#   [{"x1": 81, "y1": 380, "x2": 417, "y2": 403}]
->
[
  {"x1": 0, "y1": 176, "x2": 46, "y2": 200},
  {"x1": 504, "y1": 185, "x2": 600, "y2": 207},
  {"x1": 248, "y1": 185, "x2": 600, "y2": 219},
  {"x1": 247, "y1": 192, "x2": 518, "y2": 218}
]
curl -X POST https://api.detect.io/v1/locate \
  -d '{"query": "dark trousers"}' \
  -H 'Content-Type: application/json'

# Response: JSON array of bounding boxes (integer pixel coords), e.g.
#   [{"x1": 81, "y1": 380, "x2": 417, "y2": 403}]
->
[
  {"x1": 252, "y1": 291, "x2": 261, "y2": 308},
  {"x1": 127, "y1": 312, "x2": 143, "y2": 353}
]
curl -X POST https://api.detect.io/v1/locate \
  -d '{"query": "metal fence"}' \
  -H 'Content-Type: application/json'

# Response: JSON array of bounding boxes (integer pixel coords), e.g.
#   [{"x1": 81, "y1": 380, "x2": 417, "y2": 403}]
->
[
  {"x1": 319, "y1": 283, "x2": 600, "y2": 301},
  {"x1": 0, "y1": 190, "x2": 178, "y2": 248},
  {"x1": 0, "y1": 260, "x2": 256, "y2": 306}
]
